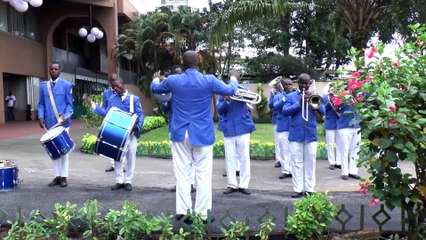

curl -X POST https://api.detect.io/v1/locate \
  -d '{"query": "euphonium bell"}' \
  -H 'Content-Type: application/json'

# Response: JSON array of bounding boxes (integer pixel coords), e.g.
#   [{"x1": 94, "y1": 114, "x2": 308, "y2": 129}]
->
[
  {"x1": 268, "y1": 76, "x2": 283, "y2": 93},
  {"x1": 230, "y1": 89, "x2": 262, "y2": 104}
]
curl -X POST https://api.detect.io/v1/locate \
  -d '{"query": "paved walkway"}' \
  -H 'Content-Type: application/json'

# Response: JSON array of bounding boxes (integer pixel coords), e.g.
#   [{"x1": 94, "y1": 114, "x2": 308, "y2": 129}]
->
[{"x1": 0, "y1": 120, "x2": 412, "y2": 234}]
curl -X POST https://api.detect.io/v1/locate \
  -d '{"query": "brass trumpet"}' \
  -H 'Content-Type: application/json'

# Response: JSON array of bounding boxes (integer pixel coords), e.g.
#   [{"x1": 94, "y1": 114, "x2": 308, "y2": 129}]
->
[
  {"x1": 301, "y1": 79, "x2": 323, "y2": 121},
  {"x1": 230, "y1": 89, "x2": 262, "y2": 104}
]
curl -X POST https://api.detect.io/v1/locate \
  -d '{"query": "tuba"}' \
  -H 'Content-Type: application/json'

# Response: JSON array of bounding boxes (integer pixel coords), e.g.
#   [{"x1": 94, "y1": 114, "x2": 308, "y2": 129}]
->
[
  {"x1": 301, "y1": 79, "x2": 323, "y2": 121},
  {"x1": 268, "y1": 76, "x2": 283, "y2": 94},
  {"x1": 230, "y1": 89, "x2": 262, "y2": 104}
]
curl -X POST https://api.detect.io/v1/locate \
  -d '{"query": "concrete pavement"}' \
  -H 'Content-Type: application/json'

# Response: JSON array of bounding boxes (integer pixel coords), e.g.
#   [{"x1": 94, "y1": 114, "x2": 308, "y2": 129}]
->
[{"x1": 0, "y1": 120, "x2": 411, "y2": 234}]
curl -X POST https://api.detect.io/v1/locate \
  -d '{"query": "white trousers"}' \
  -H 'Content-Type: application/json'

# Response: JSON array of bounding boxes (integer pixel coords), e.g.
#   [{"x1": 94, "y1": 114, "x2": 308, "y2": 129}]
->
[
  {"x1": 337, "y1": 128, "x2": 361, "y2": 176},
  {"x1": 172, "y1": 134, "x2": 212, "y2": 217},
  {"x1": 52, "y1": 127, "x2": 70, "y2": 177},
  {"x1": 289, "y1": 141, "x2": 317, "y2": 193},
  {"x1": 273, "y1": 124, "x2": 282, "y2": 163},
  {"x1": 277, "y1": 131, "x2": 291, "y2": 174},
  {"x1": 223, "y1": 133, "x2": 251, "y2": 189},
  {"x1": 114, "y1": 136, "x2": 136, "y2": 184},
  {"x1": 325, "y1": 130, "x2": 339, "y2": 165}
]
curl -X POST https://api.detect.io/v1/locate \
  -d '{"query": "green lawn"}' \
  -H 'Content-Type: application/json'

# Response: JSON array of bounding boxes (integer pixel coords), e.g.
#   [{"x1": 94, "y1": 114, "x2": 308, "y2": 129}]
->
[{"x1": 140, "y1": 123, "x2": 326, "y2": 143}]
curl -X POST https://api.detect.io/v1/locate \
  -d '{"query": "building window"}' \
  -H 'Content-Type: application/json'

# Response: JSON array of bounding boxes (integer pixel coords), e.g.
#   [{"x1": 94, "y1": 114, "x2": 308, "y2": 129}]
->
[{"x1": 0, "y1": 2, "x2": 40, "y2": 41}]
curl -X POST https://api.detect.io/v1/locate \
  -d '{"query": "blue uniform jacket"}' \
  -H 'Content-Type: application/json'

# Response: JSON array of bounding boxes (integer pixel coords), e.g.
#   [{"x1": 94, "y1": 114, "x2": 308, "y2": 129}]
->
[
  {"x1": 94, "y1": 93, "x2": 145, "y2": 138},
  {"x1": 282, "y1": 91, "x2": 325, "y2": 142},
  {"x1": 216, "y1": 86, "x2": 256, "y2": 137},
  {"x1": 150, "y1": 68, "x2": 238, "y2": 146},
  {"x1": 322, "y1": 94, "x2": 339, "y2": 130},
  {"x1": 268, "y1": 91, "x2": 278, "y2": 124},
  {"x1": 102, "y1": 88, "x2": 115, "y2": 109},
  {"x1": 337, "y1": 104, "x2": 360, "y2": 129},
  {"x1": 38, "y1": 78, "x2": 73, "y2": 129},
  {"x1": 273, "y1": 92, "x2": 290, "y2": 132}
]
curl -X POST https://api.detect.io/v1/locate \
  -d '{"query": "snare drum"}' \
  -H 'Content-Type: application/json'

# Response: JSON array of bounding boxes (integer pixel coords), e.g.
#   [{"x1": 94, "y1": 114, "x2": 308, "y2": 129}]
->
[
  {"x1": 96, "y1": 107, "x2": 137, "y2": 162},
  {"x1": 40, "y1": 127, "x2": 75, "y2": 160},
  {"x1": 0, "y1": 161, "x2": 18, "y2": 191}
]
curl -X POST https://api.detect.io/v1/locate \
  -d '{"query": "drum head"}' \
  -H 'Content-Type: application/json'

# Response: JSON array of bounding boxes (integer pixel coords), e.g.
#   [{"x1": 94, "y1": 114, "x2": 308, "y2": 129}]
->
[{"x1": 40, "y1": 127, "x2": 65, "y2": 142}]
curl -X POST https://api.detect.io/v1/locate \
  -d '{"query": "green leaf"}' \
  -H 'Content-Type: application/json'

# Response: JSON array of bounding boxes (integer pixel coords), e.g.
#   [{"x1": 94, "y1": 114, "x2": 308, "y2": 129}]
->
[{"x1": 379, "y1": 138, "x2": 392, "y2": 149}]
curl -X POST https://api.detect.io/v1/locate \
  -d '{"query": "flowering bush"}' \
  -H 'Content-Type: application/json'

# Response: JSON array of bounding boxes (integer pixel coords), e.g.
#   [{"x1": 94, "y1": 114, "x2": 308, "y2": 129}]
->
[{"x1": 336, "y1": 24, "x2": 426, "y2": 239}]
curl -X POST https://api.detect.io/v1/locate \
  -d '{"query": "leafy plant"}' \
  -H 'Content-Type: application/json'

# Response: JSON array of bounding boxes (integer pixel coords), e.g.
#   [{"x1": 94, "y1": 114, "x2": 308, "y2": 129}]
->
[
  {"x1": 190, "y1": 213, "x2": 206, "y2": 240},
  {"x1": 286, "y1": 192, "x2": 336, "y2": 240},
  {"x1": 255, "y1": 83, "x2": 269, "y2": 119},
  {"x1": 81, "y1": 93, "x2": 103, "y2": 128},
  {"x1": 221, "y1": 220, "x2": 250, "y2": 240},
  {"x1": 256, "y1": 217, "x2": 276, "y2": 240},
  {"x1": 333, "y1": 23, "x2": 426, "y2": 240}
]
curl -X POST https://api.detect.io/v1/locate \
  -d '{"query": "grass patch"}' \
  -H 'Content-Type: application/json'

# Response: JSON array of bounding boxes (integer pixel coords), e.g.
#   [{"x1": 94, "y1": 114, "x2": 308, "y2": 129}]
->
[{"x1": 139, "y1": 123, "x2": 326, "y2": 143}]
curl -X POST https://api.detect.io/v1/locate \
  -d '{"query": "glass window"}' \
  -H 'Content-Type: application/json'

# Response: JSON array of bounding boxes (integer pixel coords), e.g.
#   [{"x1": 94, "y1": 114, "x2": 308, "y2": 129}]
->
[{"x1": 0, "y1": 2, "x2": 7, "y2": 32}]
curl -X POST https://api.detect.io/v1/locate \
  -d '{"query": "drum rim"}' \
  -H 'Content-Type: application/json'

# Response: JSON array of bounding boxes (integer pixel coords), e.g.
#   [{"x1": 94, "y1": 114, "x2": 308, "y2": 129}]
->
[{"x1": 40, "y1": 126, "x2": 66, "y2": 142}]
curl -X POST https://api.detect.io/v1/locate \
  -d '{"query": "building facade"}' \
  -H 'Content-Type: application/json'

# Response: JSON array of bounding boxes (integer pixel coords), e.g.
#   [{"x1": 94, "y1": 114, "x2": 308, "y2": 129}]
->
[{"x1": 0, "y1": 0, "x2": 154, "y2": 124}]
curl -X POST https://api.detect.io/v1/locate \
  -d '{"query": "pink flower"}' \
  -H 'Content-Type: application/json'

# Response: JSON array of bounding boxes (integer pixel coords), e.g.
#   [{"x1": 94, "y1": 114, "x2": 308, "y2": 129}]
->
[
  {"x1": 392, "y1": 61, "x2": 400, "y2": 67},
  {"x1": 351, "y1": 72, "x2": 361, "y2": 78},
  {"x1": 370, "y1": 198, "x2": 380, "y2": 207},
  {"x1": 356, "y1": 97, "x2": 363, "y2": 102},
  {"x1": 365, "y1": 77, "x2": 372, "y2": 82},
  {"x1": 361, "y1": 189, "x2": 368, "y2": 196},
  {"x1": 390, "y1": 119, "x2": 398, "y2": 125},
  {"x1": 331, "y1": 96, "x2": 342, "y2": 107},
  {"x1": 416, "y1": 40, "x2": 424, "y2": 47},
  {"x1": 389, "y1": 104, "x2": 397, "y2": 112},
  {"x1": 367, "y1": 45, "x2": 377, "y2": 59}
]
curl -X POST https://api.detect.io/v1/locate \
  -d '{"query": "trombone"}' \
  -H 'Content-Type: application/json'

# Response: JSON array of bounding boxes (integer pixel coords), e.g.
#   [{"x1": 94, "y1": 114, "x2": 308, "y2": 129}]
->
[{"x1": 301, "y1": 79, "x2": 323, "y2": 121}]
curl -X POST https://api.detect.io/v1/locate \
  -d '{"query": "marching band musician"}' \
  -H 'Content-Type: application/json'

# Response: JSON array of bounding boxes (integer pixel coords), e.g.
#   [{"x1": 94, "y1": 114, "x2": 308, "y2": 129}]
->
[
  {"x1": 282, "y1": 73, "x2": 325, "y2": 198},
  {"x1": 322, "y1": 83, "x2": 341, "y2": 170},
  {"x1": 86, "y1": 77, "x2": 145, "y2": 191},
  {"x1": 268, "y1": 78, "x2": 283, "y2": 168},
  {"x1": 150, "y1": 50, "x2": 238, "y2": 222},
  {"x1": 38, "y1": 61, "x2": 74, "y2": 188},
  {"x1": 217, "y1": 70, "x2": 256, "y2": 196},
  {"x1": 273, "y1": 78, "x2": 293, "y2": 180},
  {"x1": 336, "y1": 92, "x2": 361, "y2": 180}
]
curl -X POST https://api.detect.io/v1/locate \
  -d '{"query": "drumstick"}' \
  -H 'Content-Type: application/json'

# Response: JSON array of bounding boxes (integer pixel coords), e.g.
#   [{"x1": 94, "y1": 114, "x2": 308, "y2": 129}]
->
[{"x1": 50, "y1": 113, "x2": 73, "y2": 130}]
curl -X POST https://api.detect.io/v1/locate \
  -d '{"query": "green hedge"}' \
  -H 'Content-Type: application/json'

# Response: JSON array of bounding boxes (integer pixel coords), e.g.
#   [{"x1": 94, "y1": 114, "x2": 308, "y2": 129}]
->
[{"x1": 82, "y1": 133, "x2": 329, "y2": 160}]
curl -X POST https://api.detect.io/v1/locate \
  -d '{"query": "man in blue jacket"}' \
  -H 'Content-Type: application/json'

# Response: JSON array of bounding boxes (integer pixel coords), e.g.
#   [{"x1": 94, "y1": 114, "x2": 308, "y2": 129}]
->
[
  {"x1": 38, "y1": 62, "x2": 73, "y2": 188},
  {"x1": 336, "y1": 101, "x2": 361, "y2": 180},
  {"x1": 273, "y1": 78, "x2": 294, "y2": 179},
  {"x1": 322, "y1": 83, "x2": 341, "y2": 170},
  {"x1": 217, "y1": 70, "x2": 256, "y2": 196},
  {"x1": 151, "y1": 50, "x2": 238, "y2": 221},
  {"x1": 87, "y1": 76, "x2": 144, "y2": 191},
  {"x1": 282, "y1": 73, "x2": 325, "y2": 198},
  {"x1": 268, "y1": 80, "x2": 282, "y2": 168}
]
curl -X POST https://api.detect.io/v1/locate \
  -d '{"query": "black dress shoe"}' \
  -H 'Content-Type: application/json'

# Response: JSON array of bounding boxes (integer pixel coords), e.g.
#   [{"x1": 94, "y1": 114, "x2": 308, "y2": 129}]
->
[
  {"x1": 124, "y1": 183, "x2": 133, "y2": 191},
  {"x1": 335, "y1": 164, "x2": 342, "y2": 169},
  {"x1": 239, "y1": 188, "x2": 251, "y2": 195},
  {"x1": 223, "y1": 187, "x2": 237, "y2": 194},
  {"x1": 278, "y1": 173, "x2": 291, "y2": 179},
  {"x1": 329, "y1": 165, "x2": 335, "y2": 170},
  {"x1": 105, "y1": 166, "x2": 114, "y2": 172},
  {"x1": 291, "y1": 192, "x2": 303, "y2": 198},
  {"x1": 60, "y1": 177, "x2": 68, "y2": 187},
  {"x1": 222, "y1": 171, "x2": 227, "y2": 177},
  {"x1": 111, "y1": 183, "x2": 124, "y2": 190},
  {"x1": 48, "y1": 177, "x2": 61, "y2": 187},
  {"x1": 274, "y1": 162, "x2": 281, "y2": 168},
  {"x1": 341, "y1": 175, "x2": 349, "y2": 180},
  {"x1": 349, "y1": 174, "x2": 361, "y2": 179}
]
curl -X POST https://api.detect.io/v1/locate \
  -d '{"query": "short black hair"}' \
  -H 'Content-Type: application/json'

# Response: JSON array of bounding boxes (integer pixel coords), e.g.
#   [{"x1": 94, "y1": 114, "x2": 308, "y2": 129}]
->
[{"x1": 51, "y1": 61, "x2": 63, "y2": 70}]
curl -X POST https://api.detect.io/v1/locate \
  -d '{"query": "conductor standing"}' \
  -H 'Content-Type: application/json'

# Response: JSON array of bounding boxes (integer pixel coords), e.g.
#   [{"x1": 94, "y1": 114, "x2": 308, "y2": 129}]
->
[{"x1": 151, "y1": 50, "x2": 238, "y2": 222}]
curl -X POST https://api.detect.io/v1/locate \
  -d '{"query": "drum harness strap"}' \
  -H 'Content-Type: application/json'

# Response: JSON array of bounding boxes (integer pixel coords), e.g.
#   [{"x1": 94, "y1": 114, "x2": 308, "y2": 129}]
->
[{"x1": 47, "y1": 80, "x2": 61, "y2": 124}]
